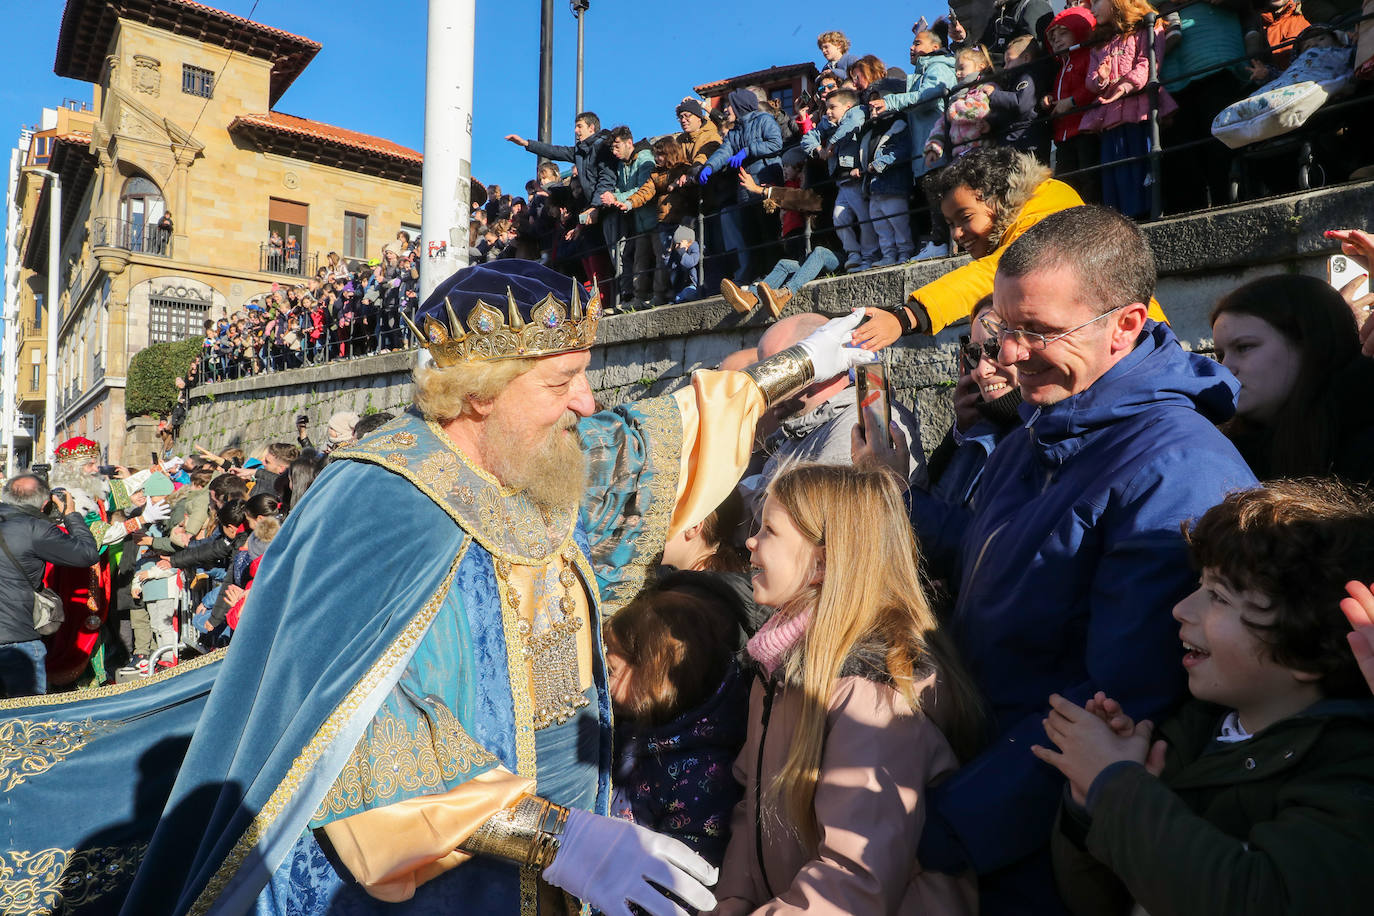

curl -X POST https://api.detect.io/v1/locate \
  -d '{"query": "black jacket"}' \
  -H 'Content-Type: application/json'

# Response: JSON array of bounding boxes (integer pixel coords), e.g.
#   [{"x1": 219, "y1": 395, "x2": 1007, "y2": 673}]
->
[
  {"x1": 524, "y1": 130, "x2": 616, "y2": 208},
  {"x1": 169, "y1": 528, "x2": 247, "y2": 572},
  {"x1": 0, "y1": 504, "x2": 100, "y2": 645}
]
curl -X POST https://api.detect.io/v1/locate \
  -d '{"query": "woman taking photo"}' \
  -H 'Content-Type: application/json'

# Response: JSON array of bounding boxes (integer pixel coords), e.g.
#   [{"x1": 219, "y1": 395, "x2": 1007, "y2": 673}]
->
[{"x1": 1211, "y1": 273, "x2": 1374, "y2": 483}]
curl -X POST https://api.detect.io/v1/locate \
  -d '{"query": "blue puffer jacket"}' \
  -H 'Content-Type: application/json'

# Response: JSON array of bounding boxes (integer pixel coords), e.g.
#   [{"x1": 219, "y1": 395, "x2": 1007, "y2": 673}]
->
[
  {"x1": 909, "y1": 322, "x2": 1257, "y2": 896},
  {"x1": 883, "y1": 51, "x2": 957, "y2": 178},
  {"x1": 859, "y1": 110, "x2": 914, "y2": 197},
  {"x1": 800, "y1": 102, "x2": 866, "y2": 179},
  {"x1": 705, "y1": 90, "x2": 783, "y2": 191}
]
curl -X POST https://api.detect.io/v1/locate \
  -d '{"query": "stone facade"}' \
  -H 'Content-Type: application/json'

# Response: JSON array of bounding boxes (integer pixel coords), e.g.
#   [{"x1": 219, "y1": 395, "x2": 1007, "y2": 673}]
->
[
  {"x1": 181, "y1": 182, "x2": 1372, "y2": 456},
  {"x1": 16, "y1": 4, "x2": 423, "y2": 464}
]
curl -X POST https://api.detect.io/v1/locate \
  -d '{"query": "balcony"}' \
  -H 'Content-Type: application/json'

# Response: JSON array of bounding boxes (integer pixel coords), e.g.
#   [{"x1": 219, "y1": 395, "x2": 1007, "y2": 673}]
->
[
  {"x1": 93, "y1": 216, "x2": 172, "y2": 258},
  {"x1": 259, "y1": 244, "x2": 318, "y2": 279}
]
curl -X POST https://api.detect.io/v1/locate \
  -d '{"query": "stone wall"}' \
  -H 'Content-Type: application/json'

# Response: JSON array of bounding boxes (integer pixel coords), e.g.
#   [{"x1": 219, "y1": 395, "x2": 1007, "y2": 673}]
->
[{"x1": 181, "y1": 182, "x2": 1374, "y2": 455}]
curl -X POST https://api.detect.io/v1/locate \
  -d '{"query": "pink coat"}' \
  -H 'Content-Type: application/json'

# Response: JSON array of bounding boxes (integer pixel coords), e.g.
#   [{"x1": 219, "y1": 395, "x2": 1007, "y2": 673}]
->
[
  {"x1": 1080, "y1": 25, "x2": 1177, "y2": 133},
  {"x1": 710, "y1": 671, "x2": 976, "y2": 916}
]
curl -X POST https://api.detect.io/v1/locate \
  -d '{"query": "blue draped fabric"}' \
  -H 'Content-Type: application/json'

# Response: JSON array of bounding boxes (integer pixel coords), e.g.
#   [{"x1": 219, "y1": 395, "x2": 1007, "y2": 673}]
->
[
  {"x1": 0, "y1": 652, "x2": 224, "y2": 915},
  {"x1": 3, "y1": 394, "x2": 685, "y2": 916}
]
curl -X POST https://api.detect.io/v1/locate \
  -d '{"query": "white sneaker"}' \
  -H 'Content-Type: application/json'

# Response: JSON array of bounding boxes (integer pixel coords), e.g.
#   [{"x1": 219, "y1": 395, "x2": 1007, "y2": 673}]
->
[{"x1": 915, "y1": 242, "x2": 949, "y2": 261}]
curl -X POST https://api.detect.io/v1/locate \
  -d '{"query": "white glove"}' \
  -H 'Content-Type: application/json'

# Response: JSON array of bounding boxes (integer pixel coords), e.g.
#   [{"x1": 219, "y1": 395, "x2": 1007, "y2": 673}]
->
[
  {"x1": 798, "y1": 308, "x2": 879, "y2": 382},
  {"x1": 542, "y1": 809, "x2": 717, "y2": 916},
  {"x1": 140, "y1": 499, "x2": 171, "y2": 525}
]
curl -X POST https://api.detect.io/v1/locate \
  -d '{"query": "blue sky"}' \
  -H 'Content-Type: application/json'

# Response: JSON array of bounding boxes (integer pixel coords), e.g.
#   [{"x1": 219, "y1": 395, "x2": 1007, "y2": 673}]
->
[{"x1": 1, "y1": 0, "x2": 945, "y2": 211}]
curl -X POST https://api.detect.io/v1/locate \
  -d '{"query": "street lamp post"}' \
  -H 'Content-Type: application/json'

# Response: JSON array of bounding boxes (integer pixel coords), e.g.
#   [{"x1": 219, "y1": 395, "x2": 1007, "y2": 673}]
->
[
  {"x1": 539, "y1": 0, "x2": 555, "y2": 147},
  {"x1": 571, "y1": 0, "x2": 589, "y2": 115},
  {"x1": 26, "y1": 167, "x2": 60, "y2": 467}
]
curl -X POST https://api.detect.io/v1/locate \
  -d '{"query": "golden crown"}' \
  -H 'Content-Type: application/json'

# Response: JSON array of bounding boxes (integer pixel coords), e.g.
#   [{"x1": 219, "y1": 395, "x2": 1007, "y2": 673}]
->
[{"x1": 403, "y1": 282, "x2": 602, "y2": 366}]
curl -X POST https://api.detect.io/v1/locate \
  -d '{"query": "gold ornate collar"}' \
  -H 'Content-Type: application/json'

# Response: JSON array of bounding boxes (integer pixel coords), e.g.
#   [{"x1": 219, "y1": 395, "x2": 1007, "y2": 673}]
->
[{"x1": 334, "y1": 413, "x2": 576, "y2": 565}]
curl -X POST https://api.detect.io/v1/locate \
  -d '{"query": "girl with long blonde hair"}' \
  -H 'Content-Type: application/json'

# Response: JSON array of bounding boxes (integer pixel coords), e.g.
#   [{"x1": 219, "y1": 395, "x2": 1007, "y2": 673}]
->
[{"x1": 711, "y1": 464, "x2": 983, "y2": 916}]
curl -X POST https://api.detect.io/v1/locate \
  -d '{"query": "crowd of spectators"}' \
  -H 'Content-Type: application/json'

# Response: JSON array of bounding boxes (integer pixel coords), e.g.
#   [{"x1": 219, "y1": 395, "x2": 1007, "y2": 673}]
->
[
  {"x1": 484, "y1": 1, "x2": 1373, "y2": 315},
  {"x1": 215, "y1": 0, "x2": 1373, "y2": 383},
  {"x1": 0, "y1": 410, "x2": 398, "y2": 688},
  {"x1": 203, "y1": 233, "x2": 420, "y2": 380},
  {"x1": 6, "y1": 210, "x2": 1374, "y2": 914}
]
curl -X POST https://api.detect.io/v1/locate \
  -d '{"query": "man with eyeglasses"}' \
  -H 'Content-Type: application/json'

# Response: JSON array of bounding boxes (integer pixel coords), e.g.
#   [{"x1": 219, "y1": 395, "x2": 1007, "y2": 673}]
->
[{"x1": 903, "y1": 206, "x2": 1255, "y2": 915}]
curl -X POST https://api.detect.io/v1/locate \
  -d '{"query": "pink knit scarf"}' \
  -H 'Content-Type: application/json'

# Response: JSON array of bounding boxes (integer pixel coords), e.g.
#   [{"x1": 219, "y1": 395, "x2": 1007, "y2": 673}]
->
[{"x1": 746, "y1": 609, "x2": 811, "y2": 676}]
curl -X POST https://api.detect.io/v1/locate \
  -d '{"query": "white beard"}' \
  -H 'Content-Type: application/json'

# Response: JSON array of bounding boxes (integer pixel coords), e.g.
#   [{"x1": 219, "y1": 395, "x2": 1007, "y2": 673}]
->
[{"x1": 48, "y1": 461, "x2": 106, "y2": 515}]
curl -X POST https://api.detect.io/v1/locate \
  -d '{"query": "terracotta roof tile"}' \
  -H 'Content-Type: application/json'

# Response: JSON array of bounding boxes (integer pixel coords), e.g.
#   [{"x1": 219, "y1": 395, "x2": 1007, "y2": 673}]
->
[
  {"x1": 229, "y1": 112, "x2": 420, "y2": 163},
  {"x1": 693, "y1": 62, "x2": 818, "y2": 95},
  {"x1": 168, "y1": 0, "x2": 318, "y2": 48}
]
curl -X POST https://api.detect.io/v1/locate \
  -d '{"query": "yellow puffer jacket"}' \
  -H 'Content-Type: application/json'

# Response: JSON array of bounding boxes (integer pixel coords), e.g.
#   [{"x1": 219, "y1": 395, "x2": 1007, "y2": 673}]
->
[{"x1": 912, "y1": 179, "x2": 1168, "y2": 333}]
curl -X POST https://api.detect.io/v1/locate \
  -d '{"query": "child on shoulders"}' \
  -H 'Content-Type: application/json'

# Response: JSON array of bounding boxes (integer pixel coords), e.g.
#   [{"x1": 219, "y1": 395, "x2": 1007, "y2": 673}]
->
[{"x1": 1036, "y1": 479, "x2": 1374, "y2": 916}]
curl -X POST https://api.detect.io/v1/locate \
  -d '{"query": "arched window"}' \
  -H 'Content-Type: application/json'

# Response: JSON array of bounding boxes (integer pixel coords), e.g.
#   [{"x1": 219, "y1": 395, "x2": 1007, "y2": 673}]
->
[{"x1": 118, "y1": 175, "x2": 164, "y2": 252}]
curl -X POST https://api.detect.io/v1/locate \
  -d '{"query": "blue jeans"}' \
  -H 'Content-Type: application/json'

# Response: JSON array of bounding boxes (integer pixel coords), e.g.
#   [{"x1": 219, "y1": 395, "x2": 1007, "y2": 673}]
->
[
  {"x1": 759, "y1": 246, "x2": 840, "y2": 295},
  {"x1": 0, "y1": 638, "x2": 46, "y2": 696}
]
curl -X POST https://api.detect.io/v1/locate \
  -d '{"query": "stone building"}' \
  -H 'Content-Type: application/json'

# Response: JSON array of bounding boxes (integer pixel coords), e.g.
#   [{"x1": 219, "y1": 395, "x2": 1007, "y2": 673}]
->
[
  {"x1": 6, "y1": 102, "x2": 99, "y2": 467},
  {"x1": 13, "y1": 0, "x2": 423, "y2": 463}
]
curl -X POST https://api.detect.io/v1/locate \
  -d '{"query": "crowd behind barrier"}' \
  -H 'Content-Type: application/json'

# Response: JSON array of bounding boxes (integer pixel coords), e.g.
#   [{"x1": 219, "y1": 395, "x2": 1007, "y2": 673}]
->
[{"x1": 206, "y1": 0, "x2": 1374, "y2": 383}]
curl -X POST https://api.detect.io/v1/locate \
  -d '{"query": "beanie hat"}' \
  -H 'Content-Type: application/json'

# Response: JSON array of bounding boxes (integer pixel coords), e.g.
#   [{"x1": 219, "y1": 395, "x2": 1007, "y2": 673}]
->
[
  {"x1": 1048, "y1": 6, "x2": 1096, "y2": 43},
  {"x1": 672, "y1": 225, "x2": 696, "y2": 245},
  {"x1": 676, "y1": 98, "x2": 708, "y2": 121}
]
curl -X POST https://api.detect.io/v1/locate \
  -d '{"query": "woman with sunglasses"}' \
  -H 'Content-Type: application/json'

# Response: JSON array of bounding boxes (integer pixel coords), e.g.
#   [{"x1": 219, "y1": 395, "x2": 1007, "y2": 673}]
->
[{"x1": 853, "y1": 298, "x2": 1022, "y2": 560}]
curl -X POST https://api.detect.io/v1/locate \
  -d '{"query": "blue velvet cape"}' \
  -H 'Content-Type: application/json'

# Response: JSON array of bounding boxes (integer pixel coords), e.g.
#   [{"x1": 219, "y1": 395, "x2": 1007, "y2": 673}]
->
[
  {"x1": 0, "y1": 399, "x2": 683, "y2": 916},
  {"x1": 131, "y1": 403, "x2": 684, "y2": 915}
]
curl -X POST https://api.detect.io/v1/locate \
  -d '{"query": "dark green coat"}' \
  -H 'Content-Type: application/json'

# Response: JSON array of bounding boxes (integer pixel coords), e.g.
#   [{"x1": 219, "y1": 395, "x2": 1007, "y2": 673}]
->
[{"x1": 1052, "y1": 697, "x2": 1374, "y2": 916}]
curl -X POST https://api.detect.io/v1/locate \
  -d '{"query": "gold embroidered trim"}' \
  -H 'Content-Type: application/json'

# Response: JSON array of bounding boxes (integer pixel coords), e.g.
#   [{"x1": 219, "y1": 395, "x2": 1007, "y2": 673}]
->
[
  {"x1": 312, "y1": 699, "x2": 499, "y2": 819},
  {"x1": 0, "y1": 717, "x2": 118, "y2": 792},
  {"x1": 492, "y1": 550, "x2": 542, "y2": 916},
  {"x1": 0, "y1": 649, "x2": 225, "y2": 710},
  {"x1": 493, "y1": 564, "x2": 538, "y2": 776},
  {"x1": 600, "y1": 396, "x2": 683, "y2": 617},
  {"x1": 0, "y1": 843, "x2": 147, "y2": 914},
  {"x1": 188, "y1": 543, "x2": 470, "y2": 916},
  {"x1": 335, "y1": 416, "x2": 576, "y2": 566}
]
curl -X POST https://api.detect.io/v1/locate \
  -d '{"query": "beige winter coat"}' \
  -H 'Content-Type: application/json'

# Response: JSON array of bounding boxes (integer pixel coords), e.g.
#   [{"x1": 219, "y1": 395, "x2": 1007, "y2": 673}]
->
[{"x1": 711, "y1": 668, "x2": 978, "y2": 915}]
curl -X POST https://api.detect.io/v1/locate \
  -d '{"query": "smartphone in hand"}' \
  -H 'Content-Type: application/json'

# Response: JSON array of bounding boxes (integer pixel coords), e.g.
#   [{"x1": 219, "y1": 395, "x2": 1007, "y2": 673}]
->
[
  {"x1": 855, "y1": 355, "x2": 894, "y2": 449},
  {"x1": 1329, "y1": 253, "x2": 1369, "y2": 299}
]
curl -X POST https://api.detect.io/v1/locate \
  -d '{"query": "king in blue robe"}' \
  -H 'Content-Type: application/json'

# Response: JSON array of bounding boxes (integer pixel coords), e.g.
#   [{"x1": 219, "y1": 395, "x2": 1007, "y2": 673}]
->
[{"x1": 0, "y1": 260, "x2": 867, "y2": 916}]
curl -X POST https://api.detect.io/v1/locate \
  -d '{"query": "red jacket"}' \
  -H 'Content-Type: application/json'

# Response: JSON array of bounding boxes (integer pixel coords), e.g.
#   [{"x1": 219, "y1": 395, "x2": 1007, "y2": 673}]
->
[
  {"x1": 1052, "y1": 46, "x2": 1097, "y2": 142},
  {"x1": 1047, "y1": 7, "x2": 1099, "y2": 143}
]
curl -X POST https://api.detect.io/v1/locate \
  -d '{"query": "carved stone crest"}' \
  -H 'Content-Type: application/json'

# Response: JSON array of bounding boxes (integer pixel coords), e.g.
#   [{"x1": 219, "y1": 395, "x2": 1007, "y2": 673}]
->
[{"x1": 132, "y1": 55, "x2": 160, "y2": 97}]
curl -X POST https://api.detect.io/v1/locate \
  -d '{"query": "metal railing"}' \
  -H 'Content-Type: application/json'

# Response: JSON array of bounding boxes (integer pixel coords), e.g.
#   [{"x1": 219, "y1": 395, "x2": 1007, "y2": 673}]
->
[
  {"x1": 259, "y1": 245, "x2": 318, "y2": 278},
  {"x1": 94, "y1": 216, "x2": 173, "y2": 257},
  {"x1": 197, "y1": 306, "x2": 415, "y2": 383}
]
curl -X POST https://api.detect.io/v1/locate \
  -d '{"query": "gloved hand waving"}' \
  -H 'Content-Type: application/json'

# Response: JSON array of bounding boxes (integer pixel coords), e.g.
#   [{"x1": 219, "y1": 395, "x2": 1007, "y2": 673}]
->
[{"x1": 798, "y1": 309, "x2": 880, "y2": 381}]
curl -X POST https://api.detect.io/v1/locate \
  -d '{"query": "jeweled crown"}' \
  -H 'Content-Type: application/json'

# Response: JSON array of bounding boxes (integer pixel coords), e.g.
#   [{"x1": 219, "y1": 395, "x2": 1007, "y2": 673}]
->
[{"x1": 404, "y1": 281, "x2": 601, "y2": 366}]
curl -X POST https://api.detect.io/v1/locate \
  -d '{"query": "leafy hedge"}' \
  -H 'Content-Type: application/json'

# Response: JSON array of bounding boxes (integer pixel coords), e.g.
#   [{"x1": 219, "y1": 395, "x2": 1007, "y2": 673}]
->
[{"x1": 125, "y1": 336, "x2": 203, "y2": 419}]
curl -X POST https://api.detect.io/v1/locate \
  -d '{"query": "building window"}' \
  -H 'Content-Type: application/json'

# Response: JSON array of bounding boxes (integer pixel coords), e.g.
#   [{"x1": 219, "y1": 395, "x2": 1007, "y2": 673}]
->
[
  {"x1": 266, "y1": 198, "x2": 309, "y2": 275},
  {"x1": 344, "y1": 212, "x2": 368, "y2": 260},
  {"x1": 149, "y1": 290, "x2": 211, "y2": 345},
  {"x1": 182, "y1": 64, "x2": 214, "y2": 98},
  {"x1": 769, "y1": 86, "x2": 794, "y2": 116},
  {"x1": 118, "y1": 175, "x2": 165, "y2": 252},
  {"x1": 33, "y1": 293, "x2": 42, "y2": 329},
  {"x1": 29, "y1": 351, "x2": 40, "y2": 391}
]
